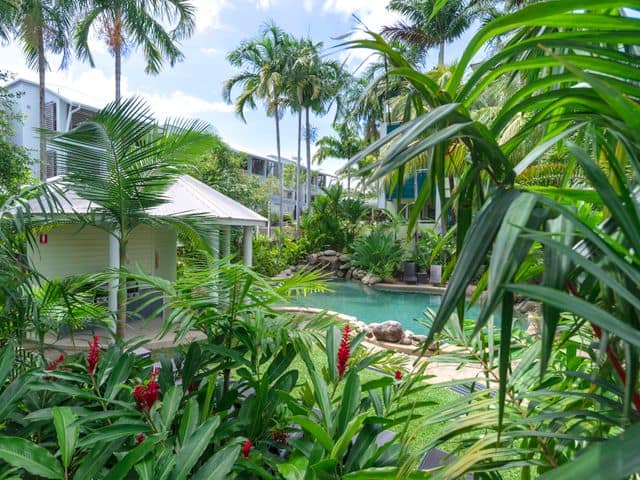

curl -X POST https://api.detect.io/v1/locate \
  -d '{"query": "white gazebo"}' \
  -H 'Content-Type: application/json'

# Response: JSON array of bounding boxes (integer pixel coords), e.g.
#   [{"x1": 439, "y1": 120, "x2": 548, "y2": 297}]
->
[{"x1": 28, "y1": 174, "x2": 267, "y2": 314}]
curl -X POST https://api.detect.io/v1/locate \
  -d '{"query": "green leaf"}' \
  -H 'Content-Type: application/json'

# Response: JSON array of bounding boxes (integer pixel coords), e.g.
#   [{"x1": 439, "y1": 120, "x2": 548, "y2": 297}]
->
[
  {"x1": 290, "y1": 415, "x2": 334, "y2": 452},
  {"x1": 0, "y1": 344, "x2": 15, "y2": 386},
  {"x1": 53, "y1": 407, "x2": 79, "y2": 470},
  {"x1": 178, "y1": 396, "x2": 200, "y2": 446},
  {"x1": 160, "y1": 386, "x2": 183, "y2": 432},
  {"x1": 191, "y1": 444, "x2": 241, "y2": 480},
  {"x1": 336, "y1": 369, "x2": 360, "y2": 433},
  {"x1": 326, "y1": 325, "x2": 340, "y2": 384},
  {"x1": 309, "y1": 369, "x2": 334, "y2": 434},
  {"x1": 427, "y1": 188, "x2": 521, "y2": 346},
  {"x1": 104, "y1": 353, "x2": 132, "y2": 400},
  {"x1": 0, "y1": 436, "x2": 63, "y2": 479},
  {"x1": 541, "y1": 421, "x2": 640, "y2": 480},
  {"x1": 170, "y1": 416, "x2": 220, "y2": 480},
  {"x1": 103, "y1": 434, "x2": 164, "y2": 480},
  {"x1": 79, "y1": 422, "x2": 150, "y2": 447},
  {"x1": 507, "y1": 284, "x2": 640, "y2": 348},
  {"x1": 330, "y1": 413, "x2": 368, "y2": 460}
]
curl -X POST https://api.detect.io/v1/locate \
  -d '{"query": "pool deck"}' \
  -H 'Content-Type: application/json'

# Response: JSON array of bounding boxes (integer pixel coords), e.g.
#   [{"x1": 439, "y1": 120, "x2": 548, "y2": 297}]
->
[{"x1": 373, "y1": 283, "x2": 448, "y2": 294}]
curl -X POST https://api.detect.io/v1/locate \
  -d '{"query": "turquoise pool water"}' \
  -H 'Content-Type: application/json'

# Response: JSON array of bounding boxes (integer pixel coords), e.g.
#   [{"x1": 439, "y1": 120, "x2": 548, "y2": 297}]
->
[{"x1": 290, "y1": 280, "x2": 480, "y2": 335}]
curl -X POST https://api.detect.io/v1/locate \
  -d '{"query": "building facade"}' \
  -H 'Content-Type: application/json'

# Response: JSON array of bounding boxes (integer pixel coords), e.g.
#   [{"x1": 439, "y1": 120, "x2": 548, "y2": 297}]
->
[
  {"x1": 5, "y1": 78, "x2": 97, "y2": 179},
  {"x1": 241, "y1": 150, "x2": 334, "y2": 217}
]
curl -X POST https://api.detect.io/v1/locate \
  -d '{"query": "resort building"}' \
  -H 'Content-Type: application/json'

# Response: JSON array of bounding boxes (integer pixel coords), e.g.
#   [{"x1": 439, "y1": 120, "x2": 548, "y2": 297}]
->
[
  {"x1": 239, "y1": 150, "x2": 335, "y2": 217},
  {"x1": 5, "y1": 78, "x2": 98, "y2": 179}
]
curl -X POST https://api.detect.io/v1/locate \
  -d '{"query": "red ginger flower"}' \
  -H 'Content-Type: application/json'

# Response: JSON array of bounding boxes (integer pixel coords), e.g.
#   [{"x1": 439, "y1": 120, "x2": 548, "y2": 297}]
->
[
  {"x1": 242, "y1": 439, "x2": 252, "y2": 458},
  {"x1": 87, "y1": 336, "x2": 100, "y2": 376},
  {"x1": 395, "y1": 370, "x2": 403, "y2": 381},
  {"x1": 134, "y1": 377, "x2": 160, "y2": 412},
  {"x1": 135, "y1": 434, "x2": 145, "y2": 445},
  {"x1": 337, "y1": 324, "x2": 351, "y2": 378},
  {"x1": 46, "y1": 353, "x2": 65, "y2": 371}
]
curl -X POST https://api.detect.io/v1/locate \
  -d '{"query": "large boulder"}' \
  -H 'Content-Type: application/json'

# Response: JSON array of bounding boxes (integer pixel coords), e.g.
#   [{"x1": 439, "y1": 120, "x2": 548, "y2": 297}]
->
[
  {"x1": 368, "y1": 275, "x2": 382, "y2": 285},
  {"x1": 372, "y1": 321, "x2": 404, "y2": 343}
]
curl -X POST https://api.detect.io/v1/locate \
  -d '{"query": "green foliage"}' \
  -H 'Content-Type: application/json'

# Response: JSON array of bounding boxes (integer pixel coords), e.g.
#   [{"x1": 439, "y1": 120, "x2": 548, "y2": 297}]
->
[
  {"x1": 0, "y1": 71, "x2": 31, "y2": 199},
  {"x1": 340, "y1": 1, "x2": 640, "y2": 477},
  {"x1": 301, "y1": 184, "x2": 367, "y2": 252},
  {"x1": 348, "y1": 231, "x2": 406, "y2": 280},
  {"x1": 190, "y1": 135, "x2": 273, "y2": 215},
  {"x1": 253, "y1": 230, "x2": 312, "y2": 276},
  {"x1": 414, "y1": 228, "x2": 453, "y2": 271}
]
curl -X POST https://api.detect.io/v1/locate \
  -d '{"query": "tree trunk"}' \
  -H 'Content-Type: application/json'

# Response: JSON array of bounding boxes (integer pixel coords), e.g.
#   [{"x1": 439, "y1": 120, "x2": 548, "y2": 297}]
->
[
  {"x1": 275, "y1": 103, "x2": 284, "y2": 229},
  {"x1": 347, "y1": 173, "x2": 351, "y2": 196},
  {"x1": 38, "y1": 27, "x2": 47, "y2": 181},
  {"x1": 115, "y1": 238, "x2": 127, "y2": 339},
  {"x1": 115, "y1": 45, "x2": 122, "y2": 102},
  {"x1": 305, "y1": 106, "x2": 312, "y2": 210},
  {"x1": 438, "y1": 41, "x2": 445, "y2": 68},
  {"x1": 296, "y1": 109, "x2": 302, "y2": 233},
  {"x1": 448, "y1": 175, "x2": 457, "y2": 223}
]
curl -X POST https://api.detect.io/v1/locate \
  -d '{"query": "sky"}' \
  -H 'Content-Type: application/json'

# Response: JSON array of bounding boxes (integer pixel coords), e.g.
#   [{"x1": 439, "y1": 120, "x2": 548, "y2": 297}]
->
[{"x1": 0, "y1": 0, "x2": 477, "y2": 175}]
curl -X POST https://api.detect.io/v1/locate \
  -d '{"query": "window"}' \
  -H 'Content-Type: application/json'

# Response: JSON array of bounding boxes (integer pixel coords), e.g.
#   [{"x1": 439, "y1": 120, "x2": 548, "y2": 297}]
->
[{"x1": 44, "y1": 102, "x2": 56, "y2": 130}]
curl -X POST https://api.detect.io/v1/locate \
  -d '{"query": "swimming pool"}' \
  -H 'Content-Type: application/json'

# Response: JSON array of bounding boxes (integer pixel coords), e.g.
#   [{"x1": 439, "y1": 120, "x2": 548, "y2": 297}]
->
[{"x1": 290, "y1": 280, "x2": 480, "y2": 335}]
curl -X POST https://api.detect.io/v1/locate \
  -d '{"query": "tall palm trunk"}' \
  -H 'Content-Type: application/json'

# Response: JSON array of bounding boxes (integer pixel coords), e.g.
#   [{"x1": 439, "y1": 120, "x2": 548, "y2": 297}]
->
[
  {"x1": 115, "y1": 45, "x2": 122, "y2": 102},
  {"x1": 38, "y1": 27, "x2": 46, "y2": 181},
  {"x1": 296, "y1": 109, "x2": 302, "y2": 232},
  {"x1": 275, "y1": 103, "x2": 284, "y2": 230},
  {"x1": 116, "y1": 238, "x2": 127, "y2": 338},
  {"x1": 438, "y1": 41, "x2": 445, "y2": 68},
  {"x1": 305, "y1": 106, "x2": 311, "y2": 209}
]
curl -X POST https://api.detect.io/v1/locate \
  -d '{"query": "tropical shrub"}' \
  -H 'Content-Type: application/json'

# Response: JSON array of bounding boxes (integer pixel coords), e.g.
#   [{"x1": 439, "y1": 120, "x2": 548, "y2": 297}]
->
[
  {"x1": 0, "y1": 306, "x2": 420, "y2": 479},
  {"x1": 414, "y1": 228, "x2": 453, "y2": 272},
  {"x1": 342, "y1": 1, "x2": 640, "y2": 476},
  {"x1": 253, "y1": 231, "x2": 313, "y2": 276},
  {"x1": 301, "y1": 184, "x2": 367, "y2": 252},
  {"x1": 348, "y1": 231, "x2": 406, "y2": 280}
]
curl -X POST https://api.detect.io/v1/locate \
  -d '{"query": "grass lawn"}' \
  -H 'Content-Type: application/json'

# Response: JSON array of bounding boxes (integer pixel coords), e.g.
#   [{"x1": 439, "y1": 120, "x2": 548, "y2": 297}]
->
[{"x1": 292, "y1": 344, "x2": 460, "y2": 455}]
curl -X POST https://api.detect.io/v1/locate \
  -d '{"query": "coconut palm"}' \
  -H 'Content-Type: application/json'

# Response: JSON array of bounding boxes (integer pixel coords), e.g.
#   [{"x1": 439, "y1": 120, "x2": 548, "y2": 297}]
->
[
  {"x1": 223, "y1": 22, "x2": 292, "y2": 229},
  {"x1": 46, "y1": 96, "x2": 215, "y2": 338},
  {"x1": 289, "y1": 41, "x2": 342, "y2": 211},
  {"x1": 382, "y1": 0, "x2": 488, "y2": 67},
  {"x1": 314, "y1": 122, "x2": 366, "y2": 195},
  {"x1": 74, "y1": 0, "x2": 195, "y2": 101},
  {"x1": 11, "y1": 0, "x2": 73, "y2": 180}
]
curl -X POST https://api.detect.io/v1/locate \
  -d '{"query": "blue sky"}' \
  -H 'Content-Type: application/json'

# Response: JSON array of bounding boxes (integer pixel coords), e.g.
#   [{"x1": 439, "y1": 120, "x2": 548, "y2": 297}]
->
[{"x1": 0, "y1": 0, "x2": 477, "y2": 174}]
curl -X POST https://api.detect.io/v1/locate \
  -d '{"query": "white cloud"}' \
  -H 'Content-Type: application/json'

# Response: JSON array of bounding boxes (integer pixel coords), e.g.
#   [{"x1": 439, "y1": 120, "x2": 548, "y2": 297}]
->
[
  {"x1": 255, "y1": 0, "x2": 274, "y2": 9},
  {"x1": 139, "y1": 90, "x2": 235, "y2": 119},
  {"x1": 190, "y1": 0, "x2": 230, "y2": 32},
  {"x1": 322, "y1": 1, "x2": 401, "y2": 67},
  {"x1": 303, "y1": 0, "x2": 313, "y2": 12},
  {"x1": 200, "y1": 47, "x2": 223, "y2": 56}
]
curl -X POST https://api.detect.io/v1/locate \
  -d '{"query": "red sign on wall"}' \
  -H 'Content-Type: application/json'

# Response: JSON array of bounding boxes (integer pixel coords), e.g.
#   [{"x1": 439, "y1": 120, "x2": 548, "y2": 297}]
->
[{"x1": 39, "y1": 233, "x2": 48, "y2": 245}]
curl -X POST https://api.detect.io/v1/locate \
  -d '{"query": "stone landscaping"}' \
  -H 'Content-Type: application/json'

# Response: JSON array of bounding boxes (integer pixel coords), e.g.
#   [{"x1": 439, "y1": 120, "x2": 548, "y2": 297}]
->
[{"x1": 277, "y1": 250, "x2": 383, "y2": 285}]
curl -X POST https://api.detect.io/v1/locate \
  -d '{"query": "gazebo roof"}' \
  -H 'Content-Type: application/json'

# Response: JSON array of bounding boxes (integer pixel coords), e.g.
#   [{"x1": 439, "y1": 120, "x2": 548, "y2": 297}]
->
[{"x1": 30, "y1": 174, "x2": 267, "y2": 227}]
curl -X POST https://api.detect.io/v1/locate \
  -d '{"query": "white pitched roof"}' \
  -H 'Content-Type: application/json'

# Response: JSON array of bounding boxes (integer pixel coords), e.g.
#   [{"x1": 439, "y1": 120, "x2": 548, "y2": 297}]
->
[{"x1": 30, "y1": 174, "x2": 267, "y2": 227}]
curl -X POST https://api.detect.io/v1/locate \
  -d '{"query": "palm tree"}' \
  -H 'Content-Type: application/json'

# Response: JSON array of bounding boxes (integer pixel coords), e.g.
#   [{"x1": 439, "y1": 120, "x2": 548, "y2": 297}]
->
[
  {"x1": 74, "y1": 0, "x2": 195, "y2": 101},
  {"x1": 382, "y1": 0, "x2": 487, "y2": 67},
  {"x1": 289, "y1": 41, "x2": 342, "y2": 211},
  {"x1": 223, "y1": 22, "x2": 292, "y2": 229},
  {"x1": 46, "y1": 97, "x2": 215, "y2": 338},
  {"x1": 12, "y1": 0, "x2": 73, "y2": 180},
  {"x1": 314, "y1": 122, "x2": 366, "y2": 195}
]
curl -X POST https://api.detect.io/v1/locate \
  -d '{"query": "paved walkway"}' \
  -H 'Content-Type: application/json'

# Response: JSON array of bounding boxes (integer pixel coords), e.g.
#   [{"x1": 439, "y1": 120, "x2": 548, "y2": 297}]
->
[{"x1": 31, "y1": 316, "x2": 206, "y2": 354}]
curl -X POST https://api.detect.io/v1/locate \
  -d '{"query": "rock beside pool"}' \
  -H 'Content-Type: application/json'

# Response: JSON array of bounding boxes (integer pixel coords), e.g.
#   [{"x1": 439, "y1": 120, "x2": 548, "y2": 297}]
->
[
  {"x1": 323, "y1": 249, "x2": 337, "y2": 256},
  {"x1": 372, "y1": 321, "x2": 404, "y2": 343}
]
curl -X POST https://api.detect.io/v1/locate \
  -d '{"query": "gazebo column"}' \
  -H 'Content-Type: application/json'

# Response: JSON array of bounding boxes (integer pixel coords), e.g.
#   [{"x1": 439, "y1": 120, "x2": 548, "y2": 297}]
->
[
  {"x1": 243, "y1": 226, "x2": 253, "y2": 267},
  {"x1": 222, "y1": 225, "x2": 231, "y2": 258},
  {"x1": 210, "y1": 228, "x2": 219, "y2": 259},
  {"x1": 108, "y1": 232, "x2": 119, "y2": 316}
]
